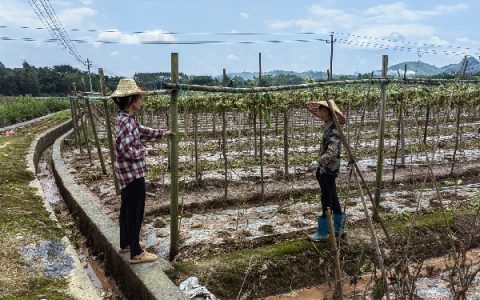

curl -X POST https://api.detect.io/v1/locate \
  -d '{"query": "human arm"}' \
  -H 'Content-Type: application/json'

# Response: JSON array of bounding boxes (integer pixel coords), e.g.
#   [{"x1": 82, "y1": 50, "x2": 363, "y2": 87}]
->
[{"x1": 138, "y1": 124, "x2": 168, "y2": 141}]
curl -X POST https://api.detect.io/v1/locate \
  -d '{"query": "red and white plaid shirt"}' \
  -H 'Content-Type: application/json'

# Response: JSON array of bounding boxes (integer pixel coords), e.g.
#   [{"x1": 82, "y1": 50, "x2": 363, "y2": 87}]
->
[{"x1": 114, "y1": 111, "x2": 165, "y2": 190}]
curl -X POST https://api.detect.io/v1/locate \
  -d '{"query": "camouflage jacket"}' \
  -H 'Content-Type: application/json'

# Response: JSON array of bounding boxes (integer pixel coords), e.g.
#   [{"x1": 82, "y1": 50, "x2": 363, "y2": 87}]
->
[{"x1": 317, "y1": 122, "x2": 341, "y2": 176}]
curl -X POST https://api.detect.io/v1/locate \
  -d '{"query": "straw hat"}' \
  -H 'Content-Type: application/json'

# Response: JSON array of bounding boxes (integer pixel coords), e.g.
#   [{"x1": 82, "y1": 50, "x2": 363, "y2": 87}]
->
[
  {"x1": 305, "y1": 100, "x2": 346, "y2": 125},
  {"x1": 109, "y1": 78, "x2": 147, "y2": 98}
]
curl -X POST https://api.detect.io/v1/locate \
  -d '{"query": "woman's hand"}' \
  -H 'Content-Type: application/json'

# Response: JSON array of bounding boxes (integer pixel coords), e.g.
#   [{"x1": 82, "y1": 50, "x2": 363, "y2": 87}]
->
[{"x1": 164, "y1": 131, "x2": 175, "y2": 138}]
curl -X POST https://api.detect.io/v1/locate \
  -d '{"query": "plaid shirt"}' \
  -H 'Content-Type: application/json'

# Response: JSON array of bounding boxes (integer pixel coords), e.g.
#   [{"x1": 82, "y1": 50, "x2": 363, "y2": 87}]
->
[
  {"x1": 114, "y1": 111, "x2": 165, "y2": 189},
  {"x1": 317, "y1": 122, "x2": 341, "y2": 176}
]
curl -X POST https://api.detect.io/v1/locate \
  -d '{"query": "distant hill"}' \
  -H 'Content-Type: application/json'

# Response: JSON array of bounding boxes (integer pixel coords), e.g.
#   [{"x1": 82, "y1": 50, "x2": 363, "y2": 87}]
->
[
  {"x1": 223, "y1": 70, "x2": 328, "y2": 81},
  {"x1": 441, "y1": 56, "x2": 480, "y2": 74},
  {"x1": 387, "y1": 61, "x2": 443, "y2": 77},
  {"x1": 219, "y1": 57, "x2": 479, "y2": 80}
]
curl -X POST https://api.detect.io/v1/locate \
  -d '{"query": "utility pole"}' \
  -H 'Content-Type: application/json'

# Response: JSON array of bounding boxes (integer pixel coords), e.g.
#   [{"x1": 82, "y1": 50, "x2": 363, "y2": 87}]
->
[
  {"x1": 326, "y1": 32, "x2": 336, "y2": 80},
  {"x1": 87, "y1": 58, "x2": 93, "y2": 92},
  {"x1": 258, "y1": 52, "x2": 262, "y2": 86}
]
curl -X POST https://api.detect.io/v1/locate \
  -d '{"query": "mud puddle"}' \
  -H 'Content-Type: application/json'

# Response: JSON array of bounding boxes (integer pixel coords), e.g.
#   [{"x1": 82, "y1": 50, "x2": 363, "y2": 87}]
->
[{"x1": 267, "y1": 248, "x2": 480, "y2": 300}]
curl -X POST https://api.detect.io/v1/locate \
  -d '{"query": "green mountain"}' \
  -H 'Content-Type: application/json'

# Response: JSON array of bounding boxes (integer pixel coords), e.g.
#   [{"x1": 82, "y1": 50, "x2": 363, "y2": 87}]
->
[{"x1": 388, "y1": 61, "x2": 443, "y2": 77}]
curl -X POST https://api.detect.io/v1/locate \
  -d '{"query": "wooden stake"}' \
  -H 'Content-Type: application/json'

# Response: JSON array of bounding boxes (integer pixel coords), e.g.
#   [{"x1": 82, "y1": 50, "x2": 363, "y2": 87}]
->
[
  {"x1": 169, "y1": 52, "x2": 180, "y2": 260},
  {"x1": 352, "y1": 170, "x2": 391, "y2": 300},
  {"x1": 259, "y1": 107, "x2": 265, "y2": 201},
  {"x1": 326, "y1": 97, "x2": 392, "y2": 300},
  {"x1": 99, "y1": 68, "x2": 120, "y2": 195},
  {"x1": 325, "y1": 97, "x2": 395, "y2": 252},
  {"x1": 85, "y1": 98, "x2": 107, "y2": 175},
  {"x1": 451, "y1": 101, "x2": 463, "y2": 175},
  {"x1": 222, "y1": 69, "x2": 229, "y2": 203},
  {"x1": 70, "y1": 87, "x2": 81, "y2": 152},
  {"x1": 374, "y1": 55, "x2": 388, "y2": 214},
  {"x1": 326, "y1": 209, "x2": 343, "y2": 299},
  {"x1": 283, "y1": 110, "x2": 289, "y2": 178},
  {"x1": 193, "y1": 109, "x2": 200, "y2": 185},
  {"x1": 77, "y1": 98, "x2": 92, "y2": 160}
]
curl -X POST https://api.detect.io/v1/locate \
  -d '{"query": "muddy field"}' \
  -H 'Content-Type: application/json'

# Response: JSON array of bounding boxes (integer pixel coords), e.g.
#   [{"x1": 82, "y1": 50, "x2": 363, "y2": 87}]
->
[{"x1": 62, "y1": 107, "x2": 480, "y2": 298}]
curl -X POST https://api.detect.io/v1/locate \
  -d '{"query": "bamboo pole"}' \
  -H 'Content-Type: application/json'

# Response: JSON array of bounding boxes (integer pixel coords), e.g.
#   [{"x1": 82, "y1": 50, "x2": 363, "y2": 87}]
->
[
  {"x1": 253, "y1": 110, "x2": 258, "y2": 160},
  {"x1": 99, "y1": 68, "x2": 120, "y2": 195},
  {"x1": 69, "y1": 97, "x2": 79, "y2": 145},
  {"x1": 326, "y1": 209, "x2": 343, "y2": 299},
  {"x1": 77, "y1": 98, "x2": 92, "y2": 160},
  {"x1": 222, "y1": 69, "x2": 229, "y2": 203},
  {"x1": 193, "y1": 109, "x2": 200, "y2": 185},
  {"x1": 161, "y1": 78, "x2": 480, "y2": 94},
  {"x1": 352, "y1": 170, "x2": 390, "y2": 300},
  {"x1": 374, "y1": 55, "x2": 388, "y2": 214},
  {"x1": 283, "y1": 110, "x2": 289, "y2": 177},
  {"x1": 325, "y1": 97, "x2": 395, "y2": 252},
  {"x1": 70, "y1": 90, "x2": 82, "y2": 152},
  {"x1": 423, "y1": 103, "x2": 430, "y2": 145},
  {"x1": 169, "y1": 52, "x2": 180, "y2": 260},
  {"x1": 400, "y1": 87, "x2": 406, "y2": 166},
  {"x1": 166, "y1": 111, "x2": 171, "y2": 171},
  {"x1": 259, "y1": 106, "x2": 265, "y2": 201},
  {"x1": 85, "y1": 98, "x2": 107, "y2": 175},
  {"x1": 392, "y1": 98, "x2": 401, "y2": 183},
  {"x1": 326, "y1": 98, "x2": 392, "y2": 299},
  {"x1": 451, "y1": 101, "x2": 463, "y2": 175},
  {"x1": 237, "y1": 111, "x2": 242, "y2": 151}
]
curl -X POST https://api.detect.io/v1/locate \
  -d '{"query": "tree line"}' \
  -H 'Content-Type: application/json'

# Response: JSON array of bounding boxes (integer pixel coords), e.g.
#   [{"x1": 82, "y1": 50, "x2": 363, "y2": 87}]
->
[
  {"x1": 7, "y1": 61, "x2": 459, "y2": 96},
  {"x1": 0, "y1": 61, "x2": 318, "y2": 96}
]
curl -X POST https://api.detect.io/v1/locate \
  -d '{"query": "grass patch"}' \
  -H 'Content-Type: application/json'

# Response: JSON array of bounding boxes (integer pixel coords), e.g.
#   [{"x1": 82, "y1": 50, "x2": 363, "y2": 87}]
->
[
  {"x1": 0, "y1": 96, "x2": 70, "y2": 127},
  {"x1": 0, "y1": 113, "x2": 71, "y2": 298}
]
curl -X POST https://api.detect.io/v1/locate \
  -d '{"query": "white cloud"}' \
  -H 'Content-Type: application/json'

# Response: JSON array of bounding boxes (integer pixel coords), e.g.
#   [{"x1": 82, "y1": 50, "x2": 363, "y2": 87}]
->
[
  {"x1": 50, "y1": 0, "x2": 74, "y2": 6},
  {"x1": 265, "y1": 2, "x2": 467, "y2": 52},
  {"x1": 97, "y1": 29, "x2": 176, "y2": 44},
  {"x1": 58, "y1": 7, "x2": 97, "y2": 27},
  {"x1": 265, "y1": 19, "x2": 295, "y2": 30},
  {"x1": 110, "y1": 51, "x2": 119, "y2": 57},
  {"x1": 364, "y1": 2, "x2": 468, "y2": 22},
  {"x1": 0, "y1": 0, "x2": 42, "y2": 27},
  {"x1": 80, "y1": 0, "x2": 93, "y2": 5},
  {"x1": 456, "y1": 37, "x2": 480, "y2": 45},
  {"x1": 240, "y1": 12, "x2": 249, "y2": 19},
  {"x1": 227, "y1": 54, "x2": 239, "y2": 61},
  {"x1": 425, "y1": 36, "x2": 449, "y2": 47}
]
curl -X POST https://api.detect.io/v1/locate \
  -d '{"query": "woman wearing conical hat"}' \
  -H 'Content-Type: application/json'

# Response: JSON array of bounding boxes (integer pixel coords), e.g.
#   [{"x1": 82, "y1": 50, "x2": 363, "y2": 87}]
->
[
  {"x1": 110, "y1": 78, "x2": 173, "y2": 264},
  {"x1": 305, "y1": 100, "x2": 346, "y2": 241}
]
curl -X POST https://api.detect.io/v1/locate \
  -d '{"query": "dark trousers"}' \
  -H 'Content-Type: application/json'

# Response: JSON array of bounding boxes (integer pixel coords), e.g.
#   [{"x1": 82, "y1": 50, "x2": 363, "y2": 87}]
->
[
  {"x1": 316, "y1": 171, "x2": 342, "y2": 215},
  {"x1": 120, "y1": 177, "x2": 146, "y2": 258}
]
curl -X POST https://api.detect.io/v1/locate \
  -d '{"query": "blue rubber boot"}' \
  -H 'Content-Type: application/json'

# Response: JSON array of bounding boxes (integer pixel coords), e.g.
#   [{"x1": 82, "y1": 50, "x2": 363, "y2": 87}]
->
[
  {"x1": 333, "y1": 213, "x2": 346, "y2": 237},
  {"x1": 308, "y1": 216, "x2": 329, "y2": 241}
]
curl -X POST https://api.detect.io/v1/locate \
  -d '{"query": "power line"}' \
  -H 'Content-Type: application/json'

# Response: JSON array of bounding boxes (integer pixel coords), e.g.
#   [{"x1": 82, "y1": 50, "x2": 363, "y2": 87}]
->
[
  {"x1": 27, "y1": 0, "x2": 86, "y2": 66},
  {"x1": 2, "y1": 23, "x2": 479, "y2": 54},
  {"x1": 2, "y1": 34, "x2": 475, "y2": 58},
  {"x1": 0, "y1": 35, "x2": 330, "y2": 45},
  {"x1": 335, "y1": 38, "x2": 478, "y2": 57},
  {"x1": 336, "y1": 32, "x2": 478, "y2": 55}
]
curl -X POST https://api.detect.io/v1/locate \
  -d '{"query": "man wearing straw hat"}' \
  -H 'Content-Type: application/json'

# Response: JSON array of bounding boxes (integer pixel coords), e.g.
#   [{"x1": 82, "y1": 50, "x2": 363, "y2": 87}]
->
[
  {"x1": 110, "y1": 78, "x2": 173, "y2": 264},
  {"x1": 305, "y1": 100, "x2": 346, "y2": 241}
]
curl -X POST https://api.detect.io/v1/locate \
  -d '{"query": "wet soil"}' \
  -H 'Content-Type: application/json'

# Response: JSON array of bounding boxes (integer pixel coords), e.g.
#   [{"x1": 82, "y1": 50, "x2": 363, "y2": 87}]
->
[{"x1": 37, "y1": 148, "x2": 125, "y2": 299}]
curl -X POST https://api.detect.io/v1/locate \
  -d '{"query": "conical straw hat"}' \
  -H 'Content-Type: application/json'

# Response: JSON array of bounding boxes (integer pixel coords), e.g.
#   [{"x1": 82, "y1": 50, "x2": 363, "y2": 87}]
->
[
  {"x1": 305, "y1": 100, "x2": 346, "y2": 125},
  {"x1": 109, "y1": 78, "x2": 147, "y2": 98}
]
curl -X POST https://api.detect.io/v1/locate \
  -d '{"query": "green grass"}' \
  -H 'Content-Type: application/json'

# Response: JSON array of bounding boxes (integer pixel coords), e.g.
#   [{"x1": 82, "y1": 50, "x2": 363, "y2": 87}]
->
[
  {"x1": 0, "y1": 112, "x2": 72, "y2": 298},
  {"x1": 0, "y1": 96, "x2": 70, "y2": 127}
]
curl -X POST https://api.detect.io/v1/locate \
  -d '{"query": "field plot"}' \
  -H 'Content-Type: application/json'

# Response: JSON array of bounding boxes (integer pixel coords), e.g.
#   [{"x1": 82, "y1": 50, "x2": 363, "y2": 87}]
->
[{"x1": 62, "y1": 82, "x2": 480, "y2": 298}]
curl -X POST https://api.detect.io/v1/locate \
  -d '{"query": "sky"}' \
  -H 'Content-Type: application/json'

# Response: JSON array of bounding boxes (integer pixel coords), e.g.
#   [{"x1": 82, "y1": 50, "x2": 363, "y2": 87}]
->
[{"x1": 0, "y1": 0, "x2": 479, "y2": 77}]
